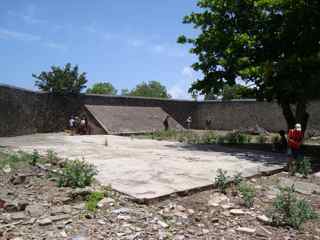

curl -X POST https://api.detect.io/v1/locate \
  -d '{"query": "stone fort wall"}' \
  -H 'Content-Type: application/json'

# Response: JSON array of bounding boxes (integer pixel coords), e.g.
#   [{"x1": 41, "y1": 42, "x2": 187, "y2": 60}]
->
[{"x1": 0, "y1": 84, "x2": 319, "y2": 137}]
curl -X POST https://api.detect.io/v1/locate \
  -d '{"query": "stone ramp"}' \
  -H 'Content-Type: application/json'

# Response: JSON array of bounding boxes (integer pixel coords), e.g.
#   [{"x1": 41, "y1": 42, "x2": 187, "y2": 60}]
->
[{"x1": 85, "y1": 105, "x2": 183, "y2": 134}]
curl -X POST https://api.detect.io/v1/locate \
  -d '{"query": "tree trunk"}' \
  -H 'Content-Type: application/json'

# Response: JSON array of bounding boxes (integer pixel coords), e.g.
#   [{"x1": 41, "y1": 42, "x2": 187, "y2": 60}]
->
[
  {"x1": 280, "y1": 101, "x2": 296, "y2": 130},
  {"x1": 295, "y1": 101, "x2": 309, "y2": 132},
  {"x1": 279, "y1": 100, "x2": 309, "y2": 133}
]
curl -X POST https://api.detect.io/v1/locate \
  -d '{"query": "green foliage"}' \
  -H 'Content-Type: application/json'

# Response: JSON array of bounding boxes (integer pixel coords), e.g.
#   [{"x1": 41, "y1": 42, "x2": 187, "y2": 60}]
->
[
  {"x1": 257, "y1": 134, "x2": 268, "y2": 144},
  {"x1": 223, "y1": 132, "x2": 251, "y2": 144},
  {"x1": 58, "y1": 159, "x2": 98, "y2": 188},
  {"x1": 47, "y1": 150, "x2": 59, "y2": 165},
  {"x1": 238, "y1": 182, "x2": 256, "y2": 208},
  {"x1": 128, "y1": 81, "x2": 171, "y2": 99},
  {"x1": 0, "y1": 151, "x2": 32, "y2": 170},
  {"x1": 33, "y1": 63, "x2": 87, "y2": 94},
  {"x1": 201, "y1": 131, "x2": 217, "y2": 144},
  {"x1": 85, "y1": 191, "x2": 104, "y2": 212},
  {"x1": 268, "y1": 186, "x2": 317, "y2": 229},
  {"x1": 31, "y1": 149, "x2": 40, "y2": 166},
  {"x1": 296, "y1": 157, "x2": 312, "y2": 178},
  {"x1": 233, "y1": 172, "x2": 243, "y2": 187},
  {"x1": 86, "y1": 82, "x2": 117, "y2": 95},
  {"x1": 222, "y1": 85, "x2": 256, "y2": 100},
  {"x1": 214, "y1": 169, "x2": 229, "y2": 194},
  {"x1": 178, "y1": 0, "x2": 320, "y2": 130}
]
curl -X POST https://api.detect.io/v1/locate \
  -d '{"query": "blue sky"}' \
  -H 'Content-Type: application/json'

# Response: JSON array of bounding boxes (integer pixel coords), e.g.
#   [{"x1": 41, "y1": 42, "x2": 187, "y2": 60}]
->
[{"x1": 0, "y1": 0, "x2": 200, "y2": 99}]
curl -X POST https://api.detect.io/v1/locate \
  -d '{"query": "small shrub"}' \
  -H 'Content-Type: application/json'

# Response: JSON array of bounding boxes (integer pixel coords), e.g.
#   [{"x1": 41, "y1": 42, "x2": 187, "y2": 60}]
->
[
  {"x1": 201, "y1": 132, "x2": 217, "y2": 144},
  {"x1": 47, "y1": 150, "x2": 59, "y2": 165},
  {"x1": 216, "y1": 135, "x2": 225, "y2": 144},
  {"x1": 238, "y1": 182, "x2": 256, "y2": 208},
  {"x1": 233, "y1": 172, "x2": 243, "y2": 186},
  {"x1": 224, "y1": 132, "x2": 251, "y2": 144},
  {"x1": 257, "y1": 134, "x2": 268, "y2": 144},
  {"x1": 85, "y1": 191, "x2": 104, "y2": 212},
  {"x1": 31, "y1": 149, "x2": 40, "y2": 165},
  {"x1": 271, "y1": 135, "x2": 280, "y2": 144},
  {"x1": 1, "y1": 151, "x2": 31, "y2": 169},
  {"x1": 296, "y1": 157, "x2": 312, "y2": 178},
  {"x1": 268, "y1": 186, "x2": 317, "y2": 229},
  {"x1": 214, "y1": 169, "x2": 229, "y2": 193},
  {"x1": 58, "y1": 159, "x2": 98, "y2": 188}
]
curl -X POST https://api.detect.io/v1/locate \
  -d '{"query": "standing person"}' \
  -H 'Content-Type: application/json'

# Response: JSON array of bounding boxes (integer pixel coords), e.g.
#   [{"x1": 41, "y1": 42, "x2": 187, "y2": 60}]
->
[
  {"x1": 69, "y1": 116, "x2": 75, "y2": 135},
  {"x1": 74, "y1": 116, "x2": 80, "y2": 134},
  {"x1": 186, "y1": 116, "x2": 192, "y2": 130},
  {"x1": 287, "y1": 123, "x2": 304, "y2": 175},
  {"x1": 163, "y1": 115, "x2": 170, "y2": 131},
  {"x1": 79, "y1": 116, "x2": 86, "y2": 135}
]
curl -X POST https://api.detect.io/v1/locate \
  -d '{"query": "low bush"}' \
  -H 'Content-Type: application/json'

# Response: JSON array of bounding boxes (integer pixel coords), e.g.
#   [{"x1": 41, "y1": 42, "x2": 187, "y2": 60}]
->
[
  {"x1": 85, "y1": 191, "x2": 104, "y2": 212},
  {"x1": 257, "y1": 134, "x2": 268, "y2": 144},
  {"x1": 233, "y1": 172, "x2": 243, "y2": 187},
  {"x1": 223, "y1": 132, "x2": 251, "y2": 144},
  {"x1": 296, "y1": 157, "x2": 312, "y2": 178},
  {"x1": 238, "y1": 181, "x2": 256, "y2": 208},
  {"x1": 214, "y1": 169, "x2": 229, "y2": 194},
  {"x1": 47, "y1": 150, "x2": 59, "y2": 165},
  {"x1": 58, "y1": 159, "x2": 98, "y2": 188},
  {"x1": 268, "y1": 186, "x2": 317, "y2": 229},
  {"x1": 201, "y1": 131, "x2": 217, "y2": 144}
]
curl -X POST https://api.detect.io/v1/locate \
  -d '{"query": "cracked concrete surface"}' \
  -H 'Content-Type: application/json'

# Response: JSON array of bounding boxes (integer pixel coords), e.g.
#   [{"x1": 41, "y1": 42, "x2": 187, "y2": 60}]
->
[{"x1": 0, "y1": 133, "x2": 287, "y2": 200}]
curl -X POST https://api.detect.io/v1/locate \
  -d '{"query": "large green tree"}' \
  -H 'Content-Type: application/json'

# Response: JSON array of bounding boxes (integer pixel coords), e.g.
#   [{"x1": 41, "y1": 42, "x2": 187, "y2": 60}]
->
[
  {"x1": 33, "y1": 63, "x2": 87, "y2": 94},
  {"x1": 86, "y1": 82, "x2": 117, "y2": 95},
  {"x1": 128, "y1": 81, "x2": 171, "y2": 99},
  {"x1": 178, "y1": 0, "x2": 320, "y2": 131}
]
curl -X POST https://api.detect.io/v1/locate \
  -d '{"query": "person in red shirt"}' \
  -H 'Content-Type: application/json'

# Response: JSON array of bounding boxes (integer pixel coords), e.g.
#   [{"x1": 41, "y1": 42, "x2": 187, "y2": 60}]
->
[{"x1": 287, "y1": 123, "x2": 304, "y2": 175}]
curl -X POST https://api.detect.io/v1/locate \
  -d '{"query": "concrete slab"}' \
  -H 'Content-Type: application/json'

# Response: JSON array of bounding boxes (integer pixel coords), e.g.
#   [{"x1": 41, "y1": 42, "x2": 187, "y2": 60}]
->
[{"x1": 0, "y1": 133, "x2": 287, "y2": 200}]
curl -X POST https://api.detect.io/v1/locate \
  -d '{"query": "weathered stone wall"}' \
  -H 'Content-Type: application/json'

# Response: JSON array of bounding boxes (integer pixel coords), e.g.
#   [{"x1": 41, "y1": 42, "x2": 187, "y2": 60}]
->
[
  {"x1": 192, "y1": 100, "x2": 320, "y2": 135},
  {"x1": 0, "y1": 84, "x2": 319, "y2": 137},
  {"x1": 0, "y1": 84, "x2": 82, "y2": 136}
]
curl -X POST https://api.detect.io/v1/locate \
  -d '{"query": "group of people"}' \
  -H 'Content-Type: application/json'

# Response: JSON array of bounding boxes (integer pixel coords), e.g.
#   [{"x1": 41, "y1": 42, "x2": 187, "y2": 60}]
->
[
  {"x1": 69, "y1": 115, "x2": 90, "y2": 135},
  {"x1": 162, "y1": 115, "x2": 193, "y2": 131}
]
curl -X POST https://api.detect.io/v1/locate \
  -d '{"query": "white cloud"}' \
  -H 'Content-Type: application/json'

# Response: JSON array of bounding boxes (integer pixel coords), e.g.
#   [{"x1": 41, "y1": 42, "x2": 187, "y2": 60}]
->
[
  {"x1": 0, "y1": 28, "x2": 41, "y2": 41},
  {"x1": 7, "y1": 4, "x2": 45, "y2": 25},
  {"x1": 152, "y1": 44, "x2": 165, "y2": 53},
  {"x1": 181, "y1": 66, "x2": 196, "y2": 80},
  {"x1": 127, "y1": 39, "x2": 145, "y2": 47},
  {"x1": 44, "y1": 42, "x2": 67, "y2": 50}
]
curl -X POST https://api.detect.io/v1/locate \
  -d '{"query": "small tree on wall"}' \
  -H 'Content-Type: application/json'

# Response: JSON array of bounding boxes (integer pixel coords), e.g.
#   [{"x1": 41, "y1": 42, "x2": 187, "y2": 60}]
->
[
  {"x1": 33, "y1": 63, "x2": 87, "y2": 95},
  {"x1": 86, "y1": 82, "x2": 117, "y2": 95}
]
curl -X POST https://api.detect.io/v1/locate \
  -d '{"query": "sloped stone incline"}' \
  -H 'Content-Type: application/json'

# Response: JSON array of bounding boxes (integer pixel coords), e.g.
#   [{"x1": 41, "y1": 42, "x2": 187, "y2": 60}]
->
[{"x1": 85, "y1": 105, "x2": 184, "y2": 134}]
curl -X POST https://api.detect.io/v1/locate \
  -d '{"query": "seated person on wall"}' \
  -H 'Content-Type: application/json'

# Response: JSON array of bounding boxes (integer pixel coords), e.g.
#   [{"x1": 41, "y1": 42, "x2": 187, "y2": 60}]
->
[{"x1": 287, "y1": 123, "x2": 304, "y2": 176}]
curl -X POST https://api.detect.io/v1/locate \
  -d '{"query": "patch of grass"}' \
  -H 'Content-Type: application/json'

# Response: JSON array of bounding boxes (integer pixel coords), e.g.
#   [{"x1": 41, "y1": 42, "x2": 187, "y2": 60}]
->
[
  {"x1": 46, "y1": 150, "x2": 59, "y2": 165},
  {"x1": 201, "y1": 131, "x2": 217, "y2": 144},
  {"x1": 85, "y1": 191, "x2": 104, "y2": 212},
  {"x1": 257, "y1": 134, "x2": 268, "y2": 144},
  {"x1": 238, "y1": 181, "x2": 256, "y2": 208},
  {"x1": 58, "y1": 159, "x2": 98, "y2": 188},
  {"x1": 296, "y1": 157, "x2": 312, "y2": 178},
  {"x1": 221, "y1": 132, "x2": 251, "y2": 144},
  {"x1": 268, "y1": 186, "x2": 317, "y2": 229},
  {"x1": 214, "y1": 169, "x2": 229, "y2": 194},
  {"x1": 0, "y1": 151, "x2": 33, "y2": 170},
  {"x1": 233, "y1": 172, "x2": 243, "y2": 187}
]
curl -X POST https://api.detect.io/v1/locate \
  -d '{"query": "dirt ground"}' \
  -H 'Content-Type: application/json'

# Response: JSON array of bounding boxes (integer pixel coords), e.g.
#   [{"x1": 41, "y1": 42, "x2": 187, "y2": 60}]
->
[{"x1": 1, "y1": 150, "x2": 320, "y2": 240}]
